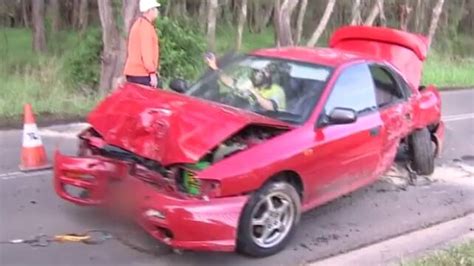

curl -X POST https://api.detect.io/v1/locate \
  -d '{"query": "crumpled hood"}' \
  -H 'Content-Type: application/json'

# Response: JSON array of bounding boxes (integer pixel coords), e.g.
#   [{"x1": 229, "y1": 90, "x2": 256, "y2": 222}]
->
[{"x1": 88, "y1": 83, "x2": 289, "y2": 165}]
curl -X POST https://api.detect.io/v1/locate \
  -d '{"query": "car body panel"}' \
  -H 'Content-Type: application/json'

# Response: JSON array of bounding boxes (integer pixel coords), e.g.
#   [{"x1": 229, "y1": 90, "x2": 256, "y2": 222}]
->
[
  {"x1": 329, "y1": 26, "x2": 429, "y2": 90},
  {"x1": 54, "y1": 151, "x2": 248, "y2": 251},
  {"x1": 88, "y1": 83, "x2": 289, "y2": 166}
]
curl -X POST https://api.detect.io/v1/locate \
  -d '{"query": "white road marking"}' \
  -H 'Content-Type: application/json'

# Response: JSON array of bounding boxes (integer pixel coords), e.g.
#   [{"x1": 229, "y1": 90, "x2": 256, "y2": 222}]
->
[
  {"x1": 0, "y1": 170, "x2": 52, "y2": 181},
  {"x1": 442, "y1": 113, "x2": 474, "y2": 122}
]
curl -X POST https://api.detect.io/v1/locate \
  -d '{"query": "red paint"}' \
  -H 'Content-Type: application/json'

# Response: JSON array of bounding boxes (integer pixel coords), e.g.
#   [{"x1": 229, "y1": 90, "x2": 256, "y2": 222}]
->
[
  {"x1": 54, "y1": 151, "x2": 248, "y2": 251},
  {"x1": 329, "y1": 26, "x2": 429, "y2": 89},
  {"x1": 54, "y1": 26, "x2": 443, "y2": 253},
  {"x1": 88, "y1": 83, "x2": 289, "y2": 165}
]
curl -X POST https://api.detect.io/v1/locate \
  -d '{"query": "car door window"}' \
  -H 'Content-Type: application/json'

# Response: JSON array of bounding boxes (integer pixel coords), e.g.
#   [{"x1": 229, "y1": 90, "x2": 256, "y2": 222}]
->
[
  {"x1": 324, "y1": 63, "x2": 377, "y2": 115},
  {"x1": 369, "y1": 65, "x2": 405, "y2": 108}
]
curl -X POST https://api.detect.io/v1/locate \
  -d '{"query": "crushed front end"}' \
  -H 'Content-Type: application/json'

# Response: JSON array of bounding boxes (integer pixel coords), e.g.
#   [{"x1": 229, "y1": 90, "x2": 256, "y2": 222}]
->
[{"x1": 54, "y1": 128, "x2": 249, "y2": 252}]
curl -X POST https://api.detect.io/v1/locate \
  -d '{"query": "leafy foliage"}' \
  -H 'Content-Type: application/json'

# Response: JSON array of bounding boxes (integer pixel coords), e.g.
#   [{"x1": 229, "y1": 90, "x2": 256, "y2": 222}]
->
[
  {"x1": 156, "y1": 16, "x2": 206, "y2": 81},
  {"x1": 63, "y1": 28, "x2": 102, "y2": 92}
]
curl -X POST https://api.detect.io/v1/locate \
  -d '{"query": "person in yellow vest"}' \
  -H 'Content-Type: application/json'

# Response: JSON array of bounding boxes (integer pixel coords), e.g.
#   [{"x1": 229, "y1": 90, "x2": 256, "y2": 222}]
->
[
  {"x1": 205, "y1": 53, "x2": 286, "y2": 111},
  {"x1": 123, "y1": 0, "x2": 161, "y2": 87}
]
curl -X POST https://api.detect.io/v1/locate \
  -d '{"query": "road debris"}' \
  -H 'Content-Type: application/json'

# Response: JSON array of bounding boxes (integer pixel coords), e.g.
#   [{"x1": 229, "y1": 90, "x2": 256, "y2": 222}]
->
[{"x1": 0, "y1": 230, "x2": 113, "y2": 247}]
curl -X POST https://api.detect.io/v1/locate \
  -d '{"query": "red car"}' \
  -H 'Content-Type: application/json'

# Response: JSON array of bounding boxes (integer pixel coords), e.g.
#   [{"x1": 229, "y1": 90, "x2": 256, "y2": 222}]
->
[{"x1": 54, "y1": 26, "x2": 444, "y2": 257}]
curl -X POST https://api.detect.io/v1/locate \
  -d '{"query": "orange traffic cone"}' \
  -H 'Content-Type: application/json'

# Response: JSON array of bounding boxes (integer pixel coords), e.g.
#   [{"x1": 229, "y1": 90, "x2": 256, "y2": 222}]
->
[{"x1": 19, "y1": 104, "x2": 51, "y2": 172}]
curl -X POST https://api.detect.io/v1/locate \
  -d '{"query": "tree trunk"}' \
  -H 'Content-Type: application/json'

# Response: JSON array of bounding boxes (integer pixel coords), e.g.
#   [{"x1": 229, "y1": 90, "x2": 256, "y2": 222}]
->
[
  {"x1": 32, "y1": 0, "x2": 47, "y2": 53},
  {"x1": 78, "y1": 0, "x2": 89, "y2": 32},
  {"x1": 414, "y1": 0, "x2": 423, "y2": 32},
  {"x1": 427, "y1": 0, "x2": 445, "y2": 48},
  {"x1": 378, "y1": 0, "x2": 386, "y2": 26},
  {"x1": 275, "y1": 0, "x2": 298, "y2": 47},
  {"x1": 97, "y1": 0, "x2": 139, "y2": 95},
  {"x1": 236, "y1": 0, "x2": 247, "y2": 50},
  {"x1": 273, "y1": 0, "x2": 282, "y2": 47},
  {"x1": 22, "y1": 0, "x2": 30, "y2": 28},
  {"x1": 253, "y1": 1, "x2": 273, "y2": 33},
  {"x1": 72, "y1": 0, "x2": 80, "y2": 29},
  {"x1": 295, "y1": 0, "x2": 308, "y2": 45},
  {"x1": 198, "y1": 1, "x2": 207, "y2": 31},
  {"x1": 164, "y1": 0, "x2": 172, "y2": 17},
  {"x1": 206, "y1": 0, "x2": 218, "y2": 51},
  {"x1": 98, "y1": 0, "x2": 121, "y2": 95},
  {"x1": 350, "y1": 0, "x2": 362, "y2": 25},
  {"x1": 49, "y1": 0, "x2": 60, "y2": 32},
  {"x1": 307, "y1": 0, "x2": 336, "y2": 47},
  {"x1": 399, "y1": 0, "x2": 413, "y2": 31},
  {"x1": 364, "y1": 0, "x2": 385, "y2": 26}
]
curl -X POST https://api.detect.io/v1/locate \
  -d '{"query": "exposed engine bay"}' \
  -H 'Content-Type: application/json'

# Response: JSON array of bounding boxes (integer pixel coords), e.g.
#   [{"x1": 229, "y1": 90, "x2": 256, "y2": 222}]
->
[{"x1": 78, "y1": 125, "x2": 287, "y2": 196}]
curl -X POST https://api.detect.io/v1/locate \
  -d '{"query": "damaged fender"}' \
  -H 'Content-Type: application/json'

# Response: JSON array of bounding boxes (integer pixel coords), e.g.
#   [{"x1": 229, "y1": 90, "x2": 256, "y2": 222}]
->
[{"x1": 54, "y1": 151, "x2": 250, "y2": 251}]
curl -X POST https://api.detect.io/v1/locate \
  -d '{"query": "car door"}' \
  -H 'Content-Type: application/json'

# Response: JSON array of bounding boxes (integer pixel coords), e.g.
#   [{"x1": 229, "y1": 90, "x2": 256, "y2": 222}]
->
[
  {"x1": 368, "y1": 64, "x2": 413, "y2": 175},
  {"x1": 305, "y1": 63, "x2": 384, "y2": 204}
]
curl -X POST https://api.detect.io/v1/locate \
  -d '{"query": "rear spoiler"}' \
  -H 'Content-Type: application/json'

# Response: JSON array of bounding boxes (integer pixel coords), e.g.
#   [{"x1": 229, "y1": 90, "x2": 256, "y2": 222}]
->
[{"x1": 329, "y1": 26, "x2": 429, "y2": 89}]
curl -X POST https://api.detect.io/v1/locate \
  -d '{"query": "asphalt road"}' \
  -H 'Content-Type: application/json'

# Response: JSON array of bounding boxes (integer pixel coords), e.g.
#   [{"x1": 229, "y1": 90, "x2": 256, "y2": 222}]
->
[{"x1": 0, "y1": 89, "x2": 473, "y2": 266}]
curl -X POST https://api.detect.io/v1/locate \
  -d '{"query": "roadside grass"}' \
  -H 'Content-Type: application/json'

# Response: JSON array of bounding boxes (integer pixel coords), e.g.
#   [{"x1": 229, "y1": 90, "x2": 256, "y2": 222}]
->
[
  {"x1": 0, "y1": 28, "x2": 99, "y2": 118},
  {"x1": 423, "y1": 52, "x2": 474, "y2": 87},
  {"x1": 405, "y1": 240, "x2": 474, "y2": 266},
  {"x1": 0, "y1": 26, "x2": 472, "y2": 119}
]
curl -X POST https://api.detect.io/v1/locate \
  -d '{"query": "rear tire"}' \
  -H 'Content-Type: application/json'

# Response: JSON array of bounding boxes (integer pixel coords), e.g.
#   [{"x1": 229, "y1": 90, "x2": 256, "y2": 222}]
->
[
  {"x1": 237, "y1": 181, "x2": 301, "y2": 257},
  {"x1": 409, "y1": 128, "x2": 435, "y2": 175}
]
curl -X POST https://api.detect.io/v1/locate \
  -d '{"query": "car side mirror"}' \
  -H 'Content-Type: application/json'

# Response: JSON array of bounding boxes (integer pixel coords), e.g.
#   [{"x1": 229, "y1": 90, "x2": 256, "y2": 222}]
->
[
  {"x1": 169, "y1": 79, "x2": 189, "y2": 93},
  {"x1": 328, "y1": 108, "x2": 357, "y2": 125}
]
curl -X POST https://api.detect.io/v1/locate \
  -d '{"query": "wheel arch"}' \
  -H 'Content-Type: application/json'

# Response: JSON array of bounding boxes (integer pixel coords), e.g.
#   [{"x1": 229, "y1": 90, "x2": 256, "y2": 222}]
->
[{"x1": 263, "y1": 170, "x2": 304, "y2": 200}]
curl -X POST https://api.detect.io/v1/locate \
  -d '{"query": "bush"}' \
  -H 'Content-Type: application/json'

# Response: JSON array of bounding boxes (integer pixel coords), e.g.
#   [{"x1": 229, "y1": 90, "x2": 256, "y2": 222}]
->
[
  {"x1": 156, "y1": 16, "x2": 206, "y2": 81},
  {"x1": 63, "y1": 28, "x2": 102, "y2": 92},
  {"x1": 62, "y1": 18, "x2": 206, "y2": 91}
]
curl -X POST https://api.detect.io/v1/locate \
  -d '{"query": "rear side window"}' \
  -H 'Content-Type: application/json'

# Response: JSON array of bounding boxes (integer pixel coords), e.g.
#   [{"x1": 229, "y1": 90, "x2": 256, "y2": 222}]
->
[
  {"x1": 369, "y1": 65, "x2": 405, "y2": 108},
  {"x1": 324, "y1": 63, "x2": 377, "y2": 115}
]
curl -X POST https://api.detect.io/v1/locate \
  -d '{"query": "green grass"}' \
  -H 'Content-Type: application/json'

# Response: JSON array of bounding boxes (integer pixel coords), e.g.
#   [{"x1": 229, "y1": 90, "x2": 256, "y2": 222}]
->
[
  {"x1": 405, "y1": 240, "x2": 474, "y2": 266},
  {"x1": 215, "y1": 24, "x2": 276, "y2": 53},
  {"x1": 0, "y1": 28, "x2": 99, "y2": 118},
  {"x1": 423, "y1": 52, "x2": 474, "y2": 87}
]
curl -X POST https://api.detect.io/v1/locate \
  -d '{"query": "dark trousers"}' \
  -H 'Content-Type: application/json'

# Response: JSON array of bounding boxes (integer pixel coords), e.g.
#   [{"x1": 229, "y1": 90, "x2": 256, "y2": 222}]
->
[{"x1": 126, "y1": 75, "x2": 151, "y2": 86}]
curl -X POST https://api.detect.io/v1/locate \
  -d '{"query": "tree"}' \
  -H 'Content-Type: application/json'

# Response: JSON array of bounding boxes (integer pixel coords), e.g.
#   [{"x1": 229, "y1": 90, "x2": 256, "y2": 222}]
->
[
  {"x1": 198, "y1": 1, "x2": 207, "y2": 31},
  {"x1": 307, "y1": 0, "x2": 336, "y2": 47},
  {"x1": 249, "y1": 0, "x2": 273, "y2": 34},
  {"x1": 49, "y1": 0, "x2": 60, "y2": 32},
  {"x1": 350, "y1": 0, "x2": 362, "y2": 25},
  {"x1": 427, "y1": 0, "x2": 446, "y2": 48},
  {"x1": 235, "y1": 0, "x2": 247, "y2": 50},
  {"x1": 206, "y1": 0, "x2": 218, "y2": 51},
  {"x1": 274, "y1": 0, "x2": 299, "y2": 47},
  {"x1": 21, "y1": 0, "x2": 30, "y2": 28},
  {"x1": 295, "y1": 0, "x2": 308, "y2": 45},
  {"x1": 72, "y1": 0, "x2": 80, "y2": 29},
  {"x1": 414, "y1": 0, "x2": 424, "y2": 32},
  {"x1": 32, "y1": 0, "x2": 47, "y2": 53},
  {"x1": 97, "y1": 0, "x2": 139, "y2": 95},
  {"x1": 78, "y1": 0, "x2": 89, "y2": 32},
  {"x1": 364, "y1": 0, "x2": 386, "y2": 26},
  {"x1": 399, "y1": 0, "x2": 413, "y2": 31}
]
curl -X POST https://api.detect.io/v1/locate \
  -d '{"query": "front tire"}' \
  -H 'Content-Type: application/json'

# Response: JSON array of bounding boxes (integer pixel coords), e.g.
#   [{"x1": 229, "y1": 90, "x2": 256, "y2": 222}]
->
[
  {"x1": 409, "y1": 128, "x2": 435, "y2": 175},
  {"x1": 237, "y1": 181, "x2": 301, "y2": 257}
]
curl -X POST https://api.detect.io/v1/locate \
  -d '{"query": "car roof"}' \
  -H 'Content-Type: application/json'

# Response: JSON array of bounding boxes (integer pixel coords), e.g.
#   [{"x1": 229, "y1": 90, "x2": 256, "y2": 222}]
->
[{"x1": 250, "y1": 47, "x2": 379, "y2": 67}]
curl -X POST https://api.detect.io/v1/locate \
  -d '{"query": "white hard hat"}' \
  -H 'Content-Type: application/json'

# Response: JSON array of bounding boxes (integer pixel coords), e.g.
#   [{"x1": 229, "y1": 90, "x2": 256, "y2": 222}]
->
[{"x1": 140, "y1": 0, "x2": 161, "y2": 12}]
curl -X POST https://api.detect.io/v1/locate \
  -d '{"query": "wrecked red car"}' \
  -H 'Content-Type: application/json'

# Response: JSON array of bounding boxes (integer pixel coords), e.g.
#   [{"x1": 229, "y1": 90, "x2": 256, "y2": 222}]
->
[{"x1": 54, "y1": 26, "x2": 444, "y2": 257}]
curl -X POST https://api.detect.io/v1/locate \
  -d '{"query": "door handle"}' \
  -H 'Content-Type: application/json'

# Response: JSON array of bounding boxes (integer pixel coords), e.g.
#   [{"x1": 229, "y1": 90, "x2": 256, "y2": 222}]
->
[{"x1": 369, "y1": 126, "x2": 381, "y2": 137}]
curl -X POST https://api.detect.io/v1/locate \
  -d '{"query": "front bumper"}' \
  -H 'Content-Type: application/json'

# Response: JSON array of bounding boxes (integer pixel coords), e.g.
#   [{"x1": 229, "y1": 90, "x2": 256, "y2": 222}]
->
[{"x1": 54, "y1": 151, "x2": 249, "y2": 252}]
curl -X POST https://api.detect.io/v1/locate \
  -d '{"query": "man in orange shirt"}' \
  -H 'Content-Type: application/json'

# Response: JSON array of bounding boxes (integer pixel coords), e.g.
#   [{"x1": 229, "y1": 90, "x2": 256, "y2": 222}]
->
[{"x1": 124, "y1": 0, "x2": 161, "y2": 87}]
